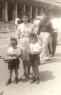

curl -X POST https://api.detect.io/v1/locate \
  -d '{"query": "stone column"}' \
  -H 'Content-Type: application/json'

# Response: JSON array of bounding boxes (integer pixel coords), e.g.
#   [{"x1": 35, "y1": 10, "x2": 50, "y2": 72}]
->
[
  {"x1": 23, "y1": 5, "x2": 26, "y2": 12},
  {"x1": 2, "y1": 2, "x2": 8, "y2": 22},
  {"x1": 5, "y1": 2, "x2": 8, "y2": 22},
  {"x1": 13, "y1": 3, "x2": 18, "y2": 19},
  {"x1": 29, "y1": 6, "x2": 32, "y2": 21},
  {"x1": 35, "y1": 7, "x2": 38, "y2": 17},
  {"x1": 38, "y1": 7, "x2": 41, "y2": 15}
]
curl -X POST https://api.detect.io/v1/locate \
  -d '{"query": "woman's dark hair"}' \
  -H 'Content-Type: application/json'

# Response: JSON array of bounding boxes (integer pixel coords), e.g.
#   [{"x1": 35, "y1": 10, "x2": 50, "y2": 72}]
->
[{"x1": 21, "y1": 11, "x2": 30, "y2": 22}]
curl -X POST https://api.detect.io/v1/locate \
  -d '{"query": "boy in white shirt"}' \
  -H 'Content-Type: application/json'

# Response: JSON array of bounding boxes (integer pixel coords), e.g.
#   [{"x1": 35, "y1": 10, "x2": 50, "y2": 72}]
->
[
  {"x1": 6, "y1": 37, "x2": 21, "y2": 85},
  {"x1": 29, "y1": 33, "x2": 41, "y2": 84}
]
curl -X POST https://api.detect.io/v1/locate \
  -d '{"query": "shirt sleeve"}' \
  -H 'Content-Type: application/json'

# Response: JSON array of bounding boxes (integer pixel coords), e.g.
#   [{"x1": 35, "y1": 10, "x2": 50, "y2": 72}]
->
[
  {"x1": 15, "y1": 25, "x2": 21, "y2": 40},
  {"x1": 7, "y1": 47, "x2": 13, "y2": 55},
  {"x1": 38, "y1": 43, "x2": 42, "y2": 52},
  {"x1": 7, "y1": 48, "x2": 11, "y2": 54}
]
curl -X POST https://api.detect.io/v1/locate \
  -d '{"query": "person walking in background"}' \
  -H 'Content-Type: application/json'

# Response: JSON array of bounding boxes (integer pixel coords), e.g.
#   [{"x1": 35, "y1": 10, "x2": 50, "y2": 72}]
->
[
  {"x1": 39, "y1": 26, "x2": 52, "y2": 63},
  {"x1": 51, "y1": 28, "x2": 57, "y2": 56}
]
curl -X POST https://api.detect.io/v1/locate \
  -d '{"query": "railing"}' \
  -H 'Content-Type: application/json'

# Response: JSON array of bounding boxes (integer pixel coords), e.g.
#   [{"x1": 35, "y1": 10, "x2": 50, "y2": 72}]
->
[{"x1": 0, "y1": 21, "x2": 16, "y2": 33}]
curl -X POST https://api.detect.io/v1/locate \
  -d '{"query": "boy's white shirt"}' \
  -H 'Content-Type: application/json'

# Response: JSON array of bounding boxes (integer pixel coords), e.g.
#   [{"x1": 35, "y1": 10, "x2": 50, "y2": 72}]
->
[
  {"x1": 7, "y1": 46, "x2": 21, "y2": 60},
  {"x1": 30, "y1": 42, "x2": 41, "y2": 54}
]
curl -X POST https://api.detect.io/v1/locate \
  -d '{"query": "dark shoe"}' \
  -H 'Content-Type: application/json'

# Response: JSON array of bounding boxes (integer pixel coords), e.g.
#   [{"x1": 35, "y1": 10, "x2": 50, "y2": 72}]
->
[
  {"x1": 6, "y1": 79, "x2": 11, "y2": 85},
  {"x1": 36, "y1": 78, "x2": 40, "y2": 84},
  {"x1": 22, "y1": 73, "x2": 28, "y2": 79},
  {"x1": 50, "y1": 54, "x2": 55, "y2": 57},
  {"x1": 15, "y1": 78, "x2": 19, "y2": 84},
  {"x1": 31, "y1": 77, "x2": 36, "y2": 83}
]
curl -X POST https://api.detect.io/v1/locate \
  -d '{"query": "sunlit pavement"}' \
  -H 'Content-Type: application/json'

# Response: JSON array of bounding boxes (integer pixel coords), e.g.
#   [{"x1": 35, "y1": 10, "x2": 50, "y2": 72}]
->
[{"x1": 0, "y1": 36, "x2": 61, "y2": 95}]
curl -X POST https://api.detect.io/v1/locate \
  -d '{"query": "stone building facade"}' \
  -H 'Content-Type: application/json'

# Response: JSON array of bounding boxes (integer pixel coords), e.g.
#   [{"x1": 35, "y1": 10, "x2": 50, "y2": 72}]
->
[{"x1": 0, "y1": 0, "x2": 61, "y2": 22}]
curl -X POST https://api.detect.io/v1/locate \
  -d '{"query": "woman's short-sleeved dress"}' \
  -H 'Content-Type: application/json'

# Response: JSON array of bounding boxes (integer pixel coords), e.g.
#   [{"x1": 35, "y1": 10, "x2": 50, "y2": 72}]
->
[{"x1": 15, "y1": 23, "x2": 33, "y2": 61}]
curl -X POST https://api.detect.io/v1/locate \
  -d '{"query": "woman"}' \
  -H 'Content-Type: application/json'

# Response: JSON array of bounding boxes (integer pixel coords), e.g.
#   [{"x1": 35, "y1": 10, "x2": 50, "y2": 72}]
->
[{"x1": 15, "y1": 12, "x2": 33, "y2": 78}]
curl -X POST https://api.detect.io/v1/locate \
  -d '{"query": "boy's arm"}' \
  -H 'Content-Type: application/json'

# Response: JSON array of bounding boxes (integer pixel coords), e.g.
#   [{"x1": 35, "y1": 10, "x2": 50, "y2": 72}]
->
[
  {"x1": 16, "y1": 48, "x2": 22, "y2": 58},
  {"x1": 15, "y1": 25, "x2": 21, "y2": 40}
]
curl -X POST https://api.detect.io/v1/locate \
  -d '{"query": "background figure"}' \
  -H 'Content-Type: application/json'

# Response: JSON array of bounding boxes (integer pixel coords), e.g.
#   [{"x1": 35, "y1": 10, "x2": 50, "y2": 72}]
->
[
  {"x1": 38, "y1": 13, "x2": 56, "y2": 57},
  {"x1": 45, "y1": 21, "x2": 54, "y2": 56},
  {"x1": 51, "y1": 29, "x2": 57, "y2": 56},
  {"x1": 39, "y1": 32, "x2": 51, "y2": 63}
]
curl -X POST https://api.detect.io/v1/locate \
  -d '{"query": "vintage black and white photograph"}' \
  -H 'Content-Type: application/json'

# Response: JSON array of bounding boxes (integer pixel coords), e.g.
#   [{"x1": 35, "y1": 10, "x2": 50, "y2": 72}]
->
[{"x1": 0, "y1": 0, "x2": 61, "y2": 95}]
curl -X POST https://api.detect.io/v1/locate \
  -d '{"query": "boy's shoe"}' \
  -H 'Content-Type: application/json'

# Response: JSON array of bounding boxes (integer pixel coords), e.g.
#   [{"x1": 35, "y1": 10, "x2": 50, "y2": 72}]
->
[
  {"x1": 36, "y1": 78, "x2": 40, "y2": 84},
  {"x1": 31, "y1": 77, "x2": 36, "y2": 83},
  {"x1": 15, "y1": 78, "x2": 19, "y2": 84},
  {"x1": 6, "y1": 78, "x2": 11, "y2": 85}
]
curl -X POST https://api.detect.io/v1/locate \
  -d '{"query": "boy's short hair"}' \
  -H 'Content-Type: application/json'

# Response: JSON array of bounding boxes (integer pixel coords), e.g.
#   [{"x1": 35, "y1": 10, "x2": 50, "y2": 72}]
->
[
  {"x1": 10, "y1": 37, "x2": 17, "y2": 45},
  {"x1": 30, "y1": 33, "x2": 38, "y2": 41},
  {"x1": 21, "y1": 11, "x2": 29, "y2": 18}
]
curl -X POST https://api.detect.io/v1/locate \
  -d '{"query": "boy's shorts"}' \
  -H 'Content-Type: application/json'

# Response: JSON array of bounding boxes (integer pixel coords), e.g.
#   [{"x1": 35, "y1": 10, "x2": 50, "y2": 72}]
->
[
  {"x1": 30, "y1": 54, "x2": 40, "y2": 65},
  {"x1": 8, "y1": 58, "x2": 20, "y2": 70}
]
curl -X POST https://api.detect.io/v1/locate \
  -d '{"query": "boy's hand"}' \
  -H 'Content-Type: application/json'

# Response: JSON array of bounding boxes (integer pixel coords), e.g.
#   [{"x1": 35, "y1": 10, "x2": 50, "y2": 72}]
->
[
  {"x1": 2, "y1": 57, "x2": 9, "y2": 63},
  {"x1": 17, "y1": 54, "x2": 22, "y2": 58},
  {"x1": 3, "y1": 59, "x2": 8, "y2": 63},
  {"x1": 7, "y1": 54, "x2": 17, "y2": 57}
]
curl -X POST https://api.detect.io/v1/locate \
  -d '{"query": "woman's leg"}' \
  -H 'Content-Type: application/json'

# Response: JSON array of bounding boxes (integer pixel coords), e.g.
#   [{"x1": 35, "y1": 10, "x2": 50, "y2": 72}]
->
[
  {"x1": 22, "y1": 60, "x2": 27, "y2": 78},
  {"x1": 27, "y1": 61, "x2": 31, "y2": 77}
]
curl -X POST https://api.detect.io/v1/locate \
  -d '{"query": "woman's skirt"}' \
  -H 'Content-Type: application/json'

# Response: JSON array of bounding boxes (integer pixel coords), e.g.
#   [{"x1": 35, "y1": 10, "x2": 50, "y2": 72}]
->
[{"x1": 19, "y1": 37, "x2": 30, "y2": 61}]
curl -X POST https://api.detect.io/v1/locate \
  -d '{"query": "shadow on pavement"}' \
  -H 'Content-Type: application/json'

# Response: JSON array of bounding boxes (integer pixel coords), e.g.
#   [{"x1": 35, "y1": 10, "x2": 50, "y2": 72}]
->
[
  {"x1": 50, "y1": 57, "x2": 61, "y2": 63},
  {"x1": 40, "y1": 71, "x2": 54, "y2": 82},
  {"x1": 18, "y1": 77, "x2": 32, "y2": 82},
  {"x1": 18, "y1": 71, "x2": 54, "y2": 83},
  {"x1": 40, "y1": 54, "x2": 61, "y2": 65},
  {"x1": 55, "y1": 53, "x2": 61, "y2": 57}
]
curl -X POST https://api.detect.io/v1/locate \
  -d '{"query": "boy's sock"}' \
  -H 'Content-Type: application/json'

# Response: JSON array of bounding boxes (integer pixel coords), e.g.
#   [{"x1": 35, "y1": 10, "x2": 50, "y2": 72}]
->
[{"x1": 15, "y1": 77, "x2": 19, "y2": 84}]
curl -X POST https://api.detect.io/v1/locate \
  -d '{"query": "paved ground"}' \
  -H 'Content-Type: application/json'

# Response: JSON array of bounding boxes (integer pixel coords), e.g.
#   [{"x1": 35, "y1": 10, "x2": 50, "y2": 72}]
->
[{"x1": 0, "y1": 33, "x2": 61, "y2": 95}]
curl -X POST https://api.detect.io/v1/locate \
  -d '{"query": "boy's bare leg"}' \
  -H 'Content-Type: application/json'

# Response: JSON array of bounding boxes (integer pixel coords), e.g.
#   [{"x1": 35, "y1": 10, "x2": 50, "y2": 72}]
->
[
  {"x1": 14, "y1": 69, "x2": 19, "y2": 83},
  {"x1": 35, "y1": 63, "x2": 40, "y2": 84},
  {"x1": 31, "y1": 64, "x2": 36, "y2": 83},
  {"x1": 9, "y1": 70, "x2": 13, "y2": 79},
  {"x1": 6, "y1": 70, "x2": 13, "y2": 85}
]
